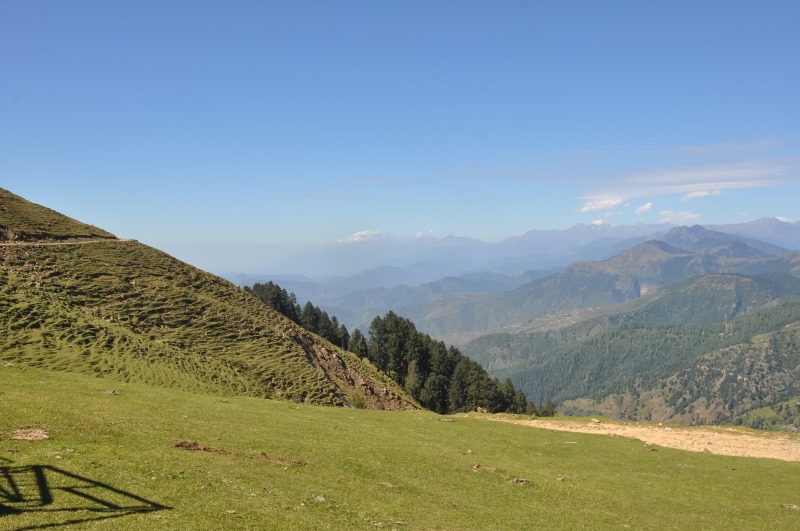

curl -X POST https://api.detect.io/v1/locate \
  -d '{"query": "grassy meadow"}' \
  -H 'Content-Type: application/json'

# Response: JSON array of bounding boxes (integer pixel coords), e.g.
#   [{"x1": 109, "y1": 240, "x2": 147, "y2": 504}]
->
[{"x1": 2, "y1": 365, "x2": 800, "y2": 530}]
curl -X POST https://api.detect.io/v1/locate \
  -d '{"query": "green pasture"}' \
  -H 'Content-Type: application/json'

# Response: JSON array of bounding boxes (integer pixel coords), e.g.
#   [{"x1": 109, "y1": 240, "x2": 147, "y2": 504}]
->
[{"x1": 2, "y1": 365, "x2": 799, "y2": 530}]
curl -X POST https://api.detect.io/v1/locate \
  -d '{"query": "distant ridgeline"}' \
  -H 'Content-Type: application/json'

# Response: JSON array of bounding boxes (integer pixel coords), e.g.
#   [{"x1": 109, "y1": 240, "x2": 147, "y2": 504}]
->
[{"x1": 248, "y1": 281, "x2": 549, "y2": 415}]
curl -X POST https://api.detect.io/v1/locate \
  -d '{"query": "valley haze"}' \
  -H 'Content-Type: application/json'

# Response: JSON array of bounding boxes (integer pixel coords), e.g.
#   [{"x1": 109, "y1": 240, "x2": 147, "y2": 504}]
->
[{"x1": 223, "y1": 217, "x2": 800, "y2": 331}]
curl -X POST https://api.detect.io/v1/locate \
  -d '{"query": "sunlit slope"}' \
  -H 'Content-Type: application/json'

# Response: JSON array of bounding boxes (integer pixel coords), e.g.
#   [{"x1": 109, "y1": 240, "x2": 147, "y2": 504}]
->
[
  {"x1": 0, "y1": 188, "x2": 115, "y2": 241},
  {"x1": 0, "y1": 189, "x2": 413, "y2": 409}
]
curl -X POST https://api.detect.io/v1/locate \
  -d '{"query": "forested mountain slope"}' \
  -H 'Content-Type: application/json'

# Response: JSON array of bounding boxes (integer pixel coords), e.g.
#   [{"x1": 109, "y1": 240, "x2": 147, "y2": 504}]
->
[{"x1": 464, "y1": 287, "x2": 800, "y2": 426}]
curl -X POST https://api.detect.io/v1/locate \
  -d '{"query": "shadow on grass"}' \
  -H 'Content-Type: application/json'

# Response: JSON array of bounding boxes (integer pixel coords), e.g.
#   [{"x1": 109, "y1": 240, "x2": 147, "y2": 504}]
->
[{"x1": 0, "y1": 464, "x2": 170, "y2": 530}]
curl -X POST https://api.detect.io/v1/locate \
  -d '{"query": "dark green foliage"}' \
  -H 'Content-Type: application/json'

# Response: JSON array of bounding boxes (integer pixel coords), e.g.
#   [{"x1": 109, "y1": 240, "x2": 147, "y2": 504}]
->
[
  {"x1": 245, "y1": 281, "x2": 301, "y2": 322},
  {"x1": 247, "y1": 281, "x2": 349, "y2": 349},
  {"x1": 349, "y1": 328, "x2": 368, "y2": 358},
  {"x1": 539, "y1": 400, "x2": 557, "y2": 417},
  {"x1": 365, "y1": 311, "x2": 534, "y2": 414},
  {"x1": 477, "y1": 299, "x2": 800, "y2": 426},
  {"x1": 247, "y1": 284, "x2": 536, "y2": 415}
]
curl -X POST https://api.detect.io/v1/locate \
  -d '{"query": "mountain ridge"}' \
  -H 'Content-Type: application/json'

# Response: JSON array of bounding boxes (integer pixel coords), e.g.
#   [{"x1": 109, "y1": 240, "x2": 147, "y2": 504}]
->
[{"x1": 0, "y1": 188, "x2": 416, "y2": 410}]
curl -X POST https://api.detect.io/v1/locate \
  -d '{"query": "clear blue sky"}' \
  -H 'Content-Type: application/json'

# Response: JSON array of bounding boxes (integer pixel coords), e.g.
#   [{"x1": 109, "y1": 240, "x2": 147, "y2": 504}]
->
[{"x1": 2, "y1": 1, "x2": 799, "y2": 273}]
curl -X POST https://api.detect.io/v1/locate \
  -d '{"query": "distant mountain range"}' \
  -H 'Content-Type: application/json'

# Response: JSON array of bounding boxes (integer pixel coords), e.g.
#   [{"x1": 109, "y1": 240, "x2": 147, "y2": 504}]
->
[
  {"x1": 237, "y1": 223, "x2": 800, "y2": 339},
  {"x1": 229, "y1": 218, "x2": 800, "y2": 427}
]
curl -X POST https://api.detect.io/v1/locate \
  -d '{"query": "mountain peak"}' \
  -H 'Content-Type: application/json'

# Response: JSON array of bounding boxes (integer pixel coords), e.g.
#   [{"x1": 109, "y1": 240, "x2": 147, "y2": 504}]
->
[{"x1": 657, "y1": 224, "x2": 789, "y2": 258}]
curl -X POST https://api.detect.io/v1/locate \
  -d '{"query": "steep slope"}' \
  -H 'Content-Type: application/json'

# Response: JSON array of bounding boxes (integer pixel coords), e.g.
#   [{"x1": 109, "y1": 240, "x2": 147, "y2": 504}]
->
[
  {"x1": 561, "y1": 321, "x2": 800, "y2": 427},
  {"x1": 0, "y1": 188, "x2": 415, "y2": 410},
  {"x1": 465, "y1": 296, "x2": 800, "y2": 424},
  {"x1": 0, "y1": 188, "x2": 115, "y2": 241}
]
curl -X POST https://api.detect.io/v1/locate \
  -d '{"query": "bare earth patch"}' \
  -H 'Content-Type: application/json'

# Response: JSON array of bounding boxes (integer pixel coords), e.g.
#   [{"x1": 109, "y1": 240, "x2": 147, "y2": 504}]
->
[
  {"x1": 11, "y1": 428, "x2": 48, "y2": 441},
  {"x1": 491, "y1": 418, "x2": 800, "y2": 461},
  {"x1": 173, "y1": 440, "x2": 229, "y2": 454},
  {"x1": 250, "y1": 452, "x2": 307, "y2": 467}
]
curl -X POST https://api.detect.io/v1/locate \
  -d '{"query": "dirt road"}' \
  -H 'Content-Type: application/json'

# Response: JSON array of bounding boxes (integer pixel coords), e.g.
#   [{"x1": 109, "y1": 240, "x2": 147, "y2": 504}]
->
[{"x1": 492, "y1": 417, "x2": 800, "y2": 461}]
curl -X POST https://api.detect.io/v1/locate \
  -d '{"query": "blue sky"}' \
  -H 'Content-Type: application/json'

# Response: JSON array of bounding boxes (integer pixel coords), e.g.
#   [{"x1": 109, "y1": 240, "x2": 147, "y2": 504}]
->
[{"x1": 2, "y1": 1, "x2": 799, "y2": 274}]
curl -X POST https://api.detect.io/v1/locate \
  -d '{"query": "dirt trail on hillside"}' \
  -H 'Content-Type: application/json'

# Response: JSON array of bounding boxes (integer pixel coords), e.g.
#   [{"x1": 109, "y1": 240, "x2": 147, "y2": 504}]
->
[
  {"x1": 0, "y1": 238, "x2": 130, "y2": 246},
  {"x1": 492, "y1": 417, "x2": 800, "y2": 461}
]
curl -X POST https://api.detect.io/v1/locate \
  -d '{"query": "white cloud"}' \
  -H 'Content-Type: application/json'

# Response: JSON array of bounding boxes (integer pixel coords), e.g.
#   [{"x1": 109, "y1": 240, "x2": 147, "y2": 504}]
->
[
  {"x1": 579, "y1": 196, "x2": 623, "y2": 213},
  {"x1": 776, "y1": 216, "x2": 793, "y2": 223},
  {"x1": 337, "y1": 230, "x2": 382, "y2": 243},
  {"x1": 579, "y1": 161, "x2": 790, "y2": 211},
  {"x1": 682, "y1": 190, "x2": 721, "y2": 201},
  {"x1": 635, "y1": 202, "x2": 653, "y2": 214},
  {"x1": 591, "y1": 218, "x2": 604, "y2": 225},
  {"x1": 627, "y1": 162, "x2": 787, "y2": 196},
  {"x1": 660, "y1": 210, "x2": 701, "y2": 224}
]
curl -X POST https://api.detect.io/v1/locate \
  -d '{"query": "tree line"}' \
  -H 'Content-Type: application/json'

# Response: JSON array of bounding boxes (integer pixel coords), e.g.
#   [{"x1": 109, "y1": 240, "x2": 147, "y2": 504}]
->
[
  {"x1": 247, "y1": 281, "x2": 550, "y2": 416},
  {"x1": 245, "y1": 281, "x2": 350, "y2": 349}
]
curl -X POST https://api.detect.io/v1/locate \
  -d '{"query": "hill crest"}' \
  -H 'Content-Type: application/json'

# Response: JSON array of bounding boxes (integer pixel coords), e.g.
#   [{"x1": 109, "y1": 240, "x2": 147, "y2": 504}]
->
[{"x1": 0, "y1": 188, "x2": 116, "y2": 241}]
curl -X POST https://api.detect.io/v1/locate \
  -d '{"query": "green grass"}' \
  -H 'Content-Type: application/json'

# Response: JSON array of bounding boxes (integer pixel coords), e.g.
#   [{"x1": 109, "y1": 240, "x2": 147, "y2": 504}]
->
[
  {"x1": 2, "y1": 365, "x2": 800, "y2": 530},
  {"x1": 1, "y1": 188, "x2": 412, "y2": 410},
  {"x1": 0, "y1": 238, "x2": 412, "y2": 409},
  {"x1": 0, "y1": 188, "x2": 115, "y2": 241}
]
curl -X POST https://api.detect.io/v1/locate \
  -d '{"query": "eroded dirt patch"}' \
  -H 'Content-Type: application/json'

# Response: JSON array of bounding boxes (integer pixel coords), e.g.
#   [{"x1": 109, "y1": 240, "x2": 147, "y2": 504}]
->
[
  {"x1": 173, "y1": 442, "x2": 308, "y2": 467},
  {"x1": 250, "y1": 452, "x2": 307, "y2": 467},
  {"x1": 11, "y1": 428, "x2": 48, "y2": 441},
  {"x1": 173, "y1": 440, "x2": 229, "y2": 454},
  {"x1": 492, "y1": 417, "x2": 800, "y2": 461}
]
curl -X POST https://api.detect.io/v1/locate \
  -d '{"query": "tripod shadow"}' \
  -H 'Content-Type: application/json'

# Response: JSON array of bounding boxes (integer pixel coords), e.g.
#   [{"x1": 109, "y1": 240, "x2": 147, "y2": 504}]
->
[{"x1": 0, "y1": 464, "x2": 170, "y2": 529}]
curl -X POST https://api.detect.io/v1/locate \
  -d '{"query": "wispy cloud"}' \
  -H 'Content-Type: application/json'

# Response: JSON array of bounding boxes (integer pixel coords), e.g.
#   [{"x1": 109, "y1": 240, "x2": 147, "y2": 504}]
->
[
  {"x1": 580, "y1": 197, "x2": 623, "y2": 212},
  {"x1": 591, "y1": 218, "x2": 604, "y2": 225},
  {"x1": 660, "y1": 210, "x2": 701, "y2": 224},
  {"x1": 579, "y1": 160, "x2": 791, "y2": 213},
  {"x1": 627, "y1": 161, "x2": 788, "y2": 195},
  {"x1": 336, "y1": 230, "x2": 383, "y2": 243},
  {"x1": 776, "y1": 216, "x2": 793, "y2": 223},
  {"x1": 682, "y1": 190, "x2": 721, "y2": 201},
  {"x1": 676, "y1": 139, "x2": 782, "y2": 155},
  {"x1": 635, "y1": 202, "x2": 653, "y2": 214}
]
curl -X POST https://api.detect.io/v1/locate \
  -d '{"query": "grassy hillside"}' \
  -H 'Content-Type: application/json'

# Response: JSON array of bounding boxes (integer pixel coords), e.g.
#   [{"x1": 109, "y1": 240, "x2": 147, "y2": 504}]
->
[
  {"x1": 0, "y1": 188, "x2": 115, "y2": 241},
  {"x1": 0, "y1": 189, "x2": 413, "y2": 409},
  {"x1": 3, "y1": 365, "x2": 800, "y2": 530}
]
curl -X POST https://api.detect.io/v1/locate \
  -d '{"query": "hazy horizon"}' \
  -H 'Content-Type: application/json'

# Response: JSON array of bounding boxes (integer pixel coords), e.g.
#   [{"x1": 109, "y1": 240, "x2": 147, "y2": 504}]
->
[{"x1": 3, "y1": 1, "x2": 799, "y2": 275}]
